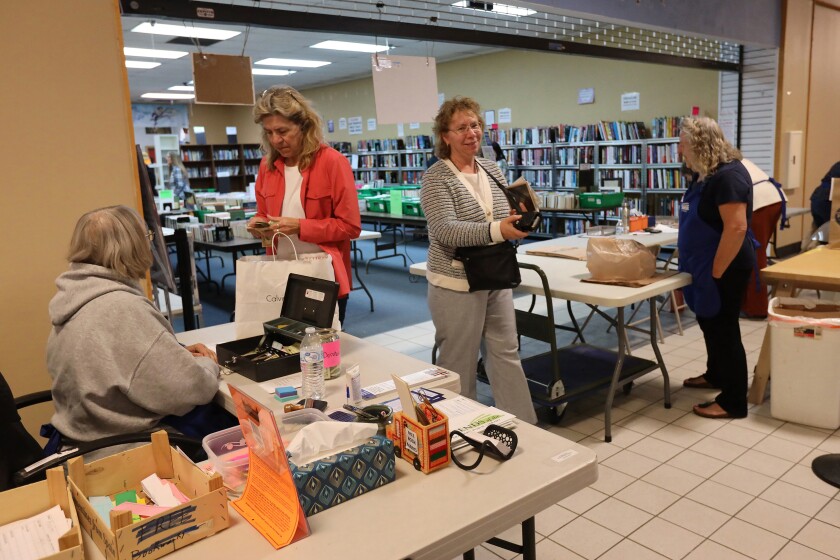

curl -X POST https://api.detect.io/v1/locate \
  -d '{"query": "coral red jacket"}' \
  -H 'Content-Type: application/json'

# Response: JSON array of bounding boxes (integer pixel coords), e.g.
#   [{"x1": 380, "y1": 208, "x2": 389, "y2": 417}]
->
[{"x1": 255, "y1": 145, "x2": 361, "y2": 297}]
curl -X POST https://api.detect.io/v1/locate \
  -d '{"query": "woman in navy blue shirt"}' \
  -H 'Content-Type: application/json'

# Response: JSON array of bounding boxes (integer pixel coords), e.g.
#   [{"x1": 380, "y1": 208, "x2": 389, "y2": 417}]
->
[{"x1": 678, "y1": 117, "x2": 756, "y2": 419}]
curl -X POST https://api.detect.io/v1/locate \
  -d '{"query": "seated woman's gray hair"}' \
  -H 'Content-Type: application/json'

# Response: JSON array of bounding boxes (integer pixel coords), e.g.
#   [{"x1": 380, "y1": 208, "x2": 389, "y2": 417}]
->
[{"x1": 68, "y1": 205, "x2": 152, "y2": 279}]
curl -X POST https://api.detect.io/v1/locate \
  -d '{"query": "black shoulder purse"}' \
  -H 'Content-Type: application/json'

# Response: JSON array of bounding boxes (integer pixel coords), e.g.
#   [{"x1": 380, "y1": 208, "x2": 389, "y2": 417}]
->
[{"x1": 454, "y1": 162, "x2": 522, "y2": 292}]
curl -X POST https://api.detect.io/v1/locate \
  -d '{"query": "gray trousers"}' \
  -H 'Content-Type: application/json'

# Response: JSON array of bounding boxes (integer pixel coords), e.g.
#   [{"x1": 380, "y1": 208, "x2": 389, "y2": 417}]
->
[{"x1": 428, "y1": 284, "x2": 538, "y2": 424}]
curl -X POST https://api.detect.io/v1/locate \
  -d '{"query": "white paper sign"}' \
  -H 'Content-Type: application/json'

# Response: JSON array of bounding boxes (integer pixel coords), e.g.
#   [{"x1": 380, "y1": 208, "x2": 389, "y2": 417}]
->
[
  {"x1": 438, "y1": 92, "x2": 445, "y2": 107},
  {"x1": 338, "y1": 118, "x2": 347, "y2": 130},
  {"x1": 397, "y1": 123, "x2": 405, "y2": 137},
  {"x1": 621, "y1": 92, "x2": 640, "y2": 111},
  {"x1": 367, "y1": 118, "x2": 377, "y2": 131},
  {"x1": 348, "y1": 116, "x2": 363, "y2": 135},
  {"x1": 578, "y1": 88, "x2": 595, "y2": 105},
  {"x1": 485, "y1": 110, "x2": 495, "y2": 126},
  {"x1": 718, "y1": 108, "x2": 737, "y2": 144},
  {"x1": 498, "y1": 108, "x2": 512, "y2": 123},
  {"x1": 409, "y1": 122, "x2": 420, "y2": 129}
]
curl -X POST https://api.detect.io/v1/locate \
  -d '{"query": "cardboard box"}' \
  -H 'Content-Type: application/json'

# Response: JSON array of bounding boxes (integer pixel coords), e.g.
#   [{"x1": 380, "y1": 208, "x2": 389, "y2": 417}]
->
[
  {"x1": 217, "y1": 274, "x2": 338, "y2": 382},
  {"x1": 0, "y1": 468, "x2": 83, "y2": 560},
  {"x1": 289, "y1": 435, "x2": 396, "y2": 516},
  {"x1": 67, "y1": 431, "x2": 229, "y2": 560}
]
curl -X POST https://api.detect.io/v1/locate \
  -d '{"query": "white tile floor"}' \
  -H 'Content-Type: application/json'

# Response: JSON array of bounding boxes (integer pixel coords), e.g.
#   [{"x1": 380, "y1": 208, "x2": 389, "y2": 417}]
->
[{"x1": 365, "y1": 307, "x2": 840, "y2": 559}]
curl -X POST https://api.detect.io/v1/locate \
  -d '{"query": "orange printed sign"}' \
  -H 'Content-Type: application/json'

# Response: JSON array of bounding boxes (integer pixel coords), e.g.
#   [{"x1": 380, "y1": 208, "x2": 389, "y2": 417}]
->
[{"x1": 228, "y1": 385, "x2": 310, "y2": 548}]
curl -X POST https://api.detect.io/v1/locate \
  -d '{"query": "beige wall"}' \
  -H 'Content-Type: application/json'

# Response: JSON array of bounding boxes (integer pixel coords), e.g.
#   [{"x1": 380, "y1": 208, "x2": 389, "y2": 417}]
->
[
  {"x1": 0, "y1": 1, "x2": 138, "y2": 435},
  {"x1": 775, "y1": 0, "x2": 840, "y2": 248},
  {"x1": 181, "y1": 49, "x2": 719, "y2": 147}
]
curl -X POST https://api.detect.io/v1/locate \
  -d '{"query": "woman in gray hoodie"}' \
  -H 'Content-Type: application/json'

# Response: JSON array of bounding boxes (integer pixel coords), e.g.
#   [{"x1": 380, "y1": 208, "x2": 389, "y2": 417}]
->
[{"x1": 47, "y1": 205, "x2": 231, "y2": 445}]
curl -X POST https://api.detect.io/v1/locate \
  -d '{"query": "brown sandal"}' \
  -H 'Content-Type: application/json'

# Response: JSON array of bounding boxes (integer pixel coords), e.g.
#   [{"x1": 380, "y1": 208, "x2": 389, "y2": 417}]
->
[
  {"x1": 693, "y1": 401, "x2": 732, "y2": 419},
  {"x1": 683, "y1": 375, "x2": 716, "y2": 389}
]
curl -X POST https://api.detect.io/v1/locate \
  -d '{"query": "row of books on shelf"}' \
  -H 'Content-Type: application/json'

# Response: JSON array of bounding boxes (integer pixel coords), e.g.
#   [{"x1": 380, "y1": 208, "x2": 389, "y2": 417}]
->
[
  {"x1": 243, "y1": 147, "x2": 263, "y2": 159},
  {"x1": 507, "y1": 147, "x2": 552, "y2": 166},
  {"x1": 599, "y1": 145, "x2": 644, "y2": 165},
  {"x1": 357, "y1": 135, "x2": 433, "y2": 152},
  {"x1": 357, "y1": 170, "x2": 425, "y2": 184},
  {"x1": 488, "y1": 116, "x2": 683, "y2": 146},
  {"x1": 648, "y1": 196, "x2": 681, "y2": 217},
  {"x1": 647, "y1": 168, "x2": 686, "y2": 190},
  {"x1": 647, "y1": 143, "x2": 681, "y2": 164},
  {"x1": 213, "y1": 149, "x2": 240, "y2": 160},
  {"x1": 181, "y1": 149, "x2": 209, "y2": 162}
]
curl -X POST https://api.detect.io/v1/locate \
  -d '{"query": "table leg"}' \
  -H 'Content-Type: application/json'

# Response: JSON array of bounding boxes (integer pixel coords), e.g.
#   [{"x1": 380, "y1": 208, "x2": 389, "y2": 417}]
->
[
  {"x1": 351, "y1": 240, "x2": 374, "y2": 312},
  {"x1": 603, "y1": 307, "x2": 627, "y2": 443},
  {"x1": 365, "y1": 224, "x2": 408, "y2": 272},
  {"x1": 649, "y1": 297, "x2": 672, "y2": 409},
  {"x1": 220, "y1": 250, "x2": 239, "y2": 291}
]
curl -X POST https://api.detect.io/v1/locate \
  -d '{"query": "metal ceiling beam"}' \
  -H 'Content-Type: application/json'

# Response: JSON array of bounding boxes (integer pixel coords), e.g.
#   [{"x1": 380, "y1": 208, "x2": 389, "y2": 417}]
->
[{"x1": 120, "y1": 0, "x2": 740, "y2": 72}]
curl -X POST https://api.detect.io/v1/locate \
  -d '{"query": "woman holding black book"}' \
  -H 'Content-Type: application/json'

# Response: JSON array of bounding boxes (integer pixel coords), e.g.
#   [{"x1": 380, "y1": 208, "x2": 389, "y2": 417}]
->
[{"x1": 420, "y1": 96, "x2": 537, "y2": 424}]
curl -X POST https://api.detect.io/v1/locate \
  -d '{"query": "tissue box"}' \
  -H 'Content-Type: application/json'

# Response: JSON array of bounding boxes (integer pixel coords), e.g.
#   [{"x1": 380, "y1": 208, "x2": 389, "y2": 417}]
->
[{"x1": 289, "y1": 435, "x2": 396, "y2": 516}]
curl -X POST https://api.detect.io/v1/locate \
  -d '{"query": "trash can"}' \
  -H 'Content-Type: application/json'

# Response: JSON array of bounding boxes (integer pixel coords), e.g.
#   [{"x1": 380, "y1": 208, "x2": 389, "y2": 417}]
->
[{"x1": 769, "y1": 297, "x2": 840, "y2": 428}]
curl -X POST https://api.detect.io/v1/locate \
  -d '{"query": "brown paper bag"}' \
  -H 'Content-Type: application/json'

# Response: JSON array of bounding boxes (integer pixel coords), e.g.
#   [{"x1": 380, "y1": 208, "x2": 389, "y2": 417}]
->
[{"x1": 586, "y1": 238, "x2": 656, "y2": 281}]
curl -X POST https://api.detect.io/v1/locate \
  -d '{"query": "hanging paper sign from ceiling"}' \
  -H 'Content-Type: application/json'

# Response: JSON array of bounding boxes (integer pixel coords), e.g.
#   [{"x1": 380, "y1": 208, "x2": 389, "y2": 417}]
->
[
  {"x1": 193, "y1": 53, "x2": 255, "y2": 105},
  {"x1": 371, "y1": 55, "x2": 439, "y2": 124}
]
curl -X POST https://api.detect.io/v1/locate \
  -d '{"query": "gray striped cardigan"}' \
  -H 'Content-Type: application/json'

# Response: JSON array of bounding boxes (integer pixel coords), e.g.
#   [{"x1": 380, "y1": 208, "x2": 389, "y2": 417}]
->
[{"x1": 420, "y1": 157, "x2": 511, "y2": 292}]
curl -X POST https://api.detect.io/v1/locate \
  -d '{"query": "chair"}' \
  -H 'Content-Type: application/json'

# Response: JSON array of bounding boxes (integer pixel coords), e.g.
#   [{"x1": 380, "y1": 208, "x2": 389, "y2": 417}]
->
[{"x1": 0, "y1": 370, "x2": 205, "y2": 490}]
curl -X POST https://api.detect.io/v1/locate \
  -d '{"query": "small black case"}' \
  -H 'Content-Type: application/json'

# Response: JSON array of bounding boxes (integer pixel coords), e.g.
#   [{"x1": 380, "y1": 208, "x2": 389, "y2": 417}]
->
[{"x1": 217, "y1": 274, "x2": 339, "y2": 382}]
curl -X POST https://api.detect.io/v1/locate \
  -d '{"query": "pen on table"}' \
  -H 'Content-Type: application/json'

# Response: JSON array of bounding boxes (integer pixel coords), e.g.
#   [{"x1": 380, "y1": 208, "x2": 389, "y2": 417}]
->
[{"x1": 342, "y1": 404, "x2": 378, "y2": 421}]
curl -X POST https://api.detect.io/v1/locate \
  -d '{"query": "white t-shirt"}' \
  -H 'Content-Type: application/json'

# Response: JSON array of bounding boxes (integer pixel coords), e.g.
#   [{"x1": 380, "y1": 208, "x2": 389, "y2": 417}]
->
[{"x1": 274, "y1": 165, "x2": 322, "y2": 258}]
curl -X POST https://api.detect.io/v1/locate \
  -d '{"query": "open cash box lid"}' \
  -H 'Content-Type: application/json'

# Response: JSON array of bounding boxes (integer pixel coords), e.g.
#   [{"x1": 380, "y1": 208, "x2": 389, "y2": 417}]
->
[{"x1": 263, "y1": 273, "x2": 339, "y2": 340}]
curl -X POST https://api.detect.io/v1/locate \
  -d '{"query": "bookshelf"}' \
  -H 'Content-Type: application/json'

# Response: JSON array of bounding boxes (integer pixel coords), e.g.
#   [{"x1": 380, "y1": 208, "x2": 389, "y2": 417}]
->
[
  {"x1": 179, "y1": 143, "x2": 263, "y2": 192},
  {"x1": 490, "y1": 119, "x2": 685, "y2": 237},
  {"x1": 353, "y1": 136, "x2": 434, "y2": 185}
]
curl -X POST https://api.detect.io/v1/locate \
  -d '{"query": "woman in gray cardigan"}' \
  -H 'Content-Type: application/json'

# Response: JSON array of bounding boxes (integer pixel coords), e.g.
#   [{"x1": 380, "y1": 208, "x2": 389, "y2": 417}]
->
[{"x1": 420, "y1": 97, "x2": 537, "y2": 424}]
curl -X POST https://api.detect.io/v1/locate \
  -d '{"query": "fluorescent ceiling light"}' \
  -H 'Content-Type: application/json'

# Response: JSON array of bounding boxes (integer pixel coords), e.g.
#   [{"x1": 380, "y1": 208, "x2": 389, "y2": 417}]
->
[
  {"x1": 255, "y1": 58, "x2": 331, "y2": 68},
  {"x1": 125, "y1": 60, "x2": 160, "y2": 69},
  {"x1": 123, "y1": 47, "x2": 188, "y2": 59},
  {"x1": 252, "y1": 68, "x2": 297, "y2": 76},
  {"x1": 451, "y1": 1, "x2": 536, "y2": 17},
  {"x1": 131, "y1": 22, "x2": 240, "y2": 41},
  {"x1": 141, "y1": 92, "x2": 195, "y2": 100},
  {"x1": 310, "y1": 40, "x2": 389, "y2": 54},
  {"x1": 168, "y1": 85, "x2": 195, "y2": 91}
]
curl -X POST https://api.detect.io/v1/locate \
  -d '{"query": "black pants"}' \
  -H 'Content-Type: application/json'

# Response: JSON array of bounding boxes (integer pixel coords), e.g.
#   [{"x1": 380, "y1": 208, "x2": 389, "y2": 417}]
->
[
  {"x1": 338, "y1": 295, "x2": 348, "y2": 325},
  {"x1": 698, "y1": 266, "x2": 752, "y2": 417}
]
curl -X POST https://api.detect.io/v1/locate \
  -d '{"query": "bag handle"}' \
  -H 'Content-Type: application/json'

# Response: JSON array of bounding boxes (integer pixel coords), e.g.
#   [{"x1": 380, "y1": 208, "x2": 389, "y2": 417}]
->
[{"x1": 270, "y1": 231, "x2": 298, "y2": 261}]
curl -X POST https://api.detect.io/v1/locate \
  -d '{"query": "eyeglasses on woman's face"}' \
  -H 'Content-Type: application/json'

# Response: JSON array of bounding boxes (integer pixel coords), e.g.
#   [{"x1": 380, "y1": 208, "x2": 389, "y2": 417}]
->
[{"x1": 449, "y1": 122, "x2": 482, "y2": 136}]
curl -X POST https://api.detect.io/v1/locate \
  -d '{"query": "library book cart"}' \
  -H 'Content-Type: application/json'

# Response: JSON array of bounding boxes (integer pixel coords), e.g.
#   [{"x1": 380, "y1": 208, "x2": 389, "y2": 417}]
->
[{"x1": 412, "y1": 231, "x2": 690, "y2": 442}]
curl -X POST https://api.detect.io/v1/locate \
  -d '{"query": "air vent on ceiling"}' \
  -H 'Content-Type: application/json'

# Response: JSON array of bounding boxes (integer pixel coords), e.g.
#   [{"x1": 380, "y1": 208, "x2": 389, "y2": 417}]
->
[{"x1": 167, "y1": 37, "x2": 221, "y2": 47}]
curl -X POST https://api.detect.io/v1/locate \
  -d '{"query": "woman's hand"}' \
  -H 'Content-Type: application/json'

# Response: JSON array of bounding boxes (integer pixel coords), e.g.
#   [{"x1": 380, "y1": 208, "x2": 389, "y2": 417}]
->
[
  {"x1": 265, "y1": 215, "x2": 301, "y2": 236},
  {"x1": 500, "y1": 214, "x2": 529, "y2": 240},
  {"x1": 186, "y1": 343, "x2": 217, "y2": 363}
]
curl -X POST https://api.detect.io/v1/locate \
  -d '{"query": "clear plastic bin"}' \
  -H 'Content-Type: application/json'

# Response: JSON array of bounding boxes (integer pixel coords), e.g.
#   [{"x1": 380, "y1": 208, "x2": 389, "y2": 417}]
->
[
  {"x1": 202, "y1": 426, "x2": 249, "y2": 496},
  {"x1": 769, "y1": 297, "x2": 840, "y2": 428},
  {"x1": 277, "y1": 408, "x2": 331, "y2": 445}
]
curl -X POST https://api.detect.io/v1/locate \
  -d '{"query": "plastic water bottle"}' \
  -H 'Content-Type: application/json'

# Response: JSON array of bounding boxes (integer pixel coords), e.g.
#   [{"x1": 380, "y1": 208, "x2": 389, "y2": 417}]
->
[
  {"x1": 617, "y1": 201, "x2": 630, "y2": 235},
  {"x1": 300, "y1": 327, "x2": 325, "y2": 400}
]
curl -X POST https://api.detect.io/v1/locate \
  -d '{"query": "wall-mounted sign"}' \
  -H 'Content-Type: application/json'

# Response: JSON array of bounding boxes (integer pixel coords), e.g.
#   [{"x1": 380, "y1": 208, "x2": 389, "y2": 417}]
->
[
  {"x1": 348, "y1": 116, "x2": 363, "y2": 135},
  {"x1": 578, "y1": 88, "x2": 595, "y2": 105},
  {"x1": 621, "y1": 92, "x2": 640, "y2": 111}
]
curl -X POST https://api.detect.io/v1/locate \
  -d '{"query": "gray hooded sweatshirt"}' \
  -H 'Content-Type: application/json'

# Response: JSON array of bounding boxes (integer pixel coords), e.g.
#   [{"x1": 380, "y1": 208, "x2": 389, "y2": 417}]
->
[{"x1": 47, "y1": 263, "x2": 220, "y2": 441}]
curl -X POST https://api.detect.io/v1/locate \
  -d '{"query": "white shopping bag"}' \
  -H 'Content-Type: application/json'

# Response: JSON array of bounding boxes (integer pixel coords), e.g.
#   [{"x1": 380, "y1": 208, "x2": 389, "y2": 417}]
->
[{"x1": 234, "y1": 234, "x2": 339, "y2": 338}]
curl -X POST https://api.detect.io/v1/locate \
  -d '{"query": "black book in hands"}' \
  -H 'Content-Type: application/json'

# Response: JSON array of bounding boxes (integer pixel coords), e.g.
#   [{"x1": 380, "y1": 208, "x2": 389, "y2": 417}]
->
[{"x1": 502, "y1": 177, "x2": 542, "y2": 232}]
